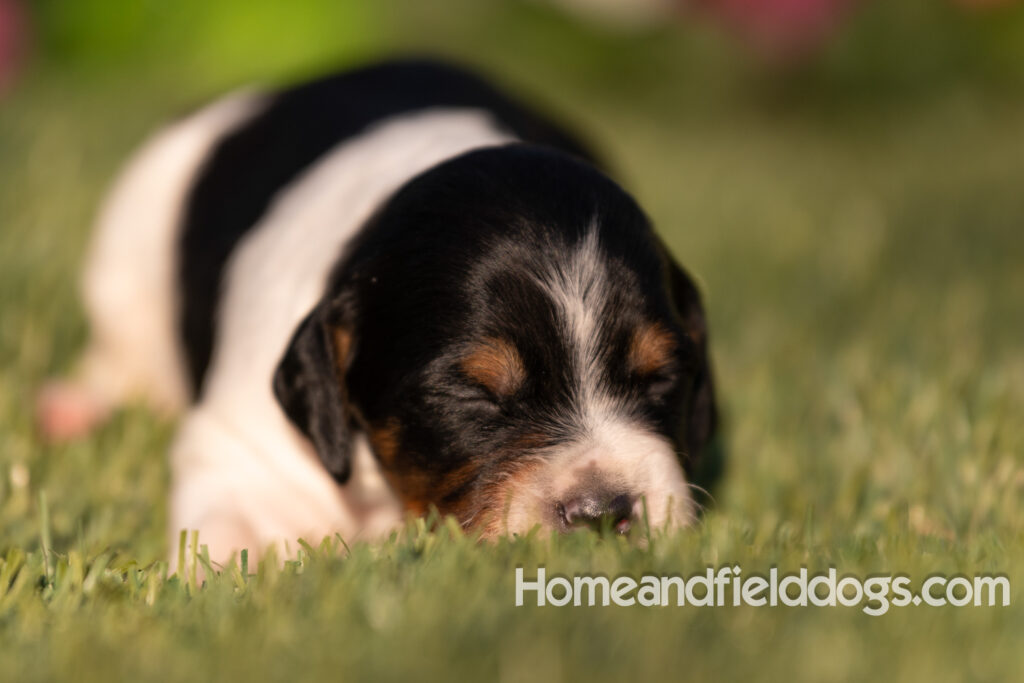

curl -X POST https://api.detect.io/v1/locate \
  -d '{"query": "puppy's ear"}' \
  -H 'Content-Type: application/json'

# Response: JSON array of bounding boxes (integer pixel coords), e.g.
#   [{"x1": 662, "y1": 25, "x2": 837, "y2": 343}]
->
[
  {"x1": 663, "y1": 254, "x2": 720, "y2": 476},
  {"x1": 273, "y1": 302, "x2": 353, "y2": 483}
]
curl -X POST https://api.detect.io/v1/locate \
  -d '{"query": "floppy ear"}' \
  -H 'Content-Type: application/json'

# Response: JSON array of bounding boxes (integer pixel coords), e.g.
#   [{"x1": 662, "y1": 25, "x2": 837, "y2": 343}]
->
[
  {"x1": 273, "y1": 303, "x2": 353, "y2": 483},
  {"x1": 663, "y1": 254, "x2": 721, "y2": 482}
]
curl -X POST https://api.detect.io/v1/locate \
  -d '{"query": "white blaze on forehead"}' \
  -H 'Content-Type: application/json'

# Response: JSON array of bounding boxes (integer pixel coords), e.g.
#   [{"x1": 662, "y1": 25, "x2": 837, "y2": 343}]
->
[{"x1": 534, "y1": 226, "x2": 616, "y2": 431}]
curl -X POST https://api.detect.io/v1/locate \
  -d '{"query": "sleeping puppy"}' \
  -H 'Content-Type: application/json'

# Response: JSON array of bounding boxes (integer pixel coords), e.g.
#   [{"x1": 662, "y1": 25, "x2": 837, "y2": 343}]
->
[{"x1": 37, "y1": 59, "x2": 719, "y2": 564}]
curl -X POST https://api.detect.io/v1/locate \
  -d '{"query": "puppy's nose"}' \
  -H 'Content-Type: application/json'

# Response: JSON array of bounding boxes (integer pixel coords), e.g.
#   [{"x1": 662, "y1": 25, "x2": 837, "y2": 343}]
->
[{"x1": 558, "y1": 494, "x2": 634, "y2": 534}]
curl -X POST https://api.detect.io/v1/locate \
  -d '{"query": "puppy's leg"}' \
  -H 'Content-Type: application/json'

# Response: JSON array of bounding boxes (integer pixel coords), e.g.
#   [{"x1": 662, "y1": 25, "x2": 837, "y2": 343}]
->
[
  {"x1": 36, "y1": 92, "x2": 265, "y2": 441},
  {"x1": 36, "y1": 148, "x2": 186, "y2": 441},
  {"x1": 168, "y1": 404, "x2": 362, "y2": 569},
  {"x1": 167, "y1": 417, "x2": 266, "y2": 570}
]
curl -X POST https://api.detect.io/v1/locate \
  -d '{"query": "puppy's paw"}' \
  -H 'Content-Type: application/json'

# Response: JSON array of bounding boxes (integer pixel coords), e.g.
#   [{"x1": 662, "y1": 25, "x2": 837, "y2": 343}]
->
[{"x1": 34, "y1": 380, "x2": 110, "y2": 443}]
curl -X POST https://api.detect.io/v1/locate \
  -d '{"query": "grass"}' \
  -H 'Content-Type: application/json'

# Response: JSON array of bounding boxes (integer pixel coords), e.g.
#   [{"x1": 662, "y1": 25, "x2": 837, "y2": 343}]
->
[{"x1": 2, "y1": 2, "x2": 1024, "y2": 681}]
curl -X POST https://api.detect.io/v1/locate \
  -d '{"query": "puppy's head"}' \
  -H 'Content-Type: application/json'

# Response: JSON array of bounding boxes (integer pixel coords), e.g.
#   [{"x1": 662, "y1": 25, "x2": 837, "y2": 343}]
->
[{"x1": 274, "y1": 145, "x2": 718, "y2": 536}]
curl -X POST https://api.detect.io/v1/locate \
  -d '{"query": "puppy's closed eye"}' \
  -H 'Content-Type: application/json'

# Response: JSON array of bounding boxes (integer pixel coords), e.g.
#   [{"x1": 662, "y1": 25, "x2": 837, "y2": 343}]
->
[
  {"x1": 626, "y1": 322, "x2": 683, "y2": 401},
  {"x1": 460, "y1": 337, "x2": 526, "y2": 399}
]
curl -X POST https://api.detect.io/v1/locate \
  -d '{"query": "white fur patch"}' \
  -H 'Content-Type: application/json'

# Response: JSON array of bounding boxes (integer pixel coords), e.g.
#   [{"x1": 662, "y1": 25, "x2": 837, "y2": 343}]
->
[{"x1": 78, "y1": 90, "x2": 267, "y2": 413}]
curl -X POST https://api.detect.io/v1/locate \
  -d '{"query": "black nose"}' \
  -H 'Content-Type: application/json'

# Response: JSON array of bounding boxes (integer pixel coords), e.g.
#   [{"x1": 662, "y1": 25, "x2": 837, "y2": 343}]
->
[{"x1": 557, "y1": 494, "x2": 634, "y2": 534}]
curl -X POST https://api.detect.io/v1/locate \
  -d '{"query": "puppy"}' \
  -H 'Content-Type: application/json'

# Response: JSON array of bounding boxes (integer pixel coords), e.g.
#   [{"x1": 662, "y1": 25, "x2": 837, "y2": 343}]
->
[{"x1": 38, "y1": 59, "x2": 719, "y2": 564}]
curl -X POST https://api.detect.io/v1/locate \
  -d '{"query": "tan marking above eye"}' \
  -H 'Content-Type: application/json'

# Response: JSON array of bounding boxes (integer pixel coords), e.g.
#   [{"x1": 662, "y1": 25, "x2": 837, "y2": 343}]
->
[
  {"x1": 460, "y1": 337, "x2": 526, "y2": 397},
  {"x1": 628, "y1": 322, "x2": 677, "y2": 375}
]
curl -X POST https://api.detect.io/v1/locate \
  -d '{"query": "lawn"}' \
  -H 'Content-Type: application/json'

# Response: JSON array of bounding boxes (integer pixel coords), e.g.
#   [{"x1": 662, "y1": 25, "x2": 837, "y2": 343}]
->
[{"x1": 1, "y1": 2, "x2": 1023, "y2": 681}]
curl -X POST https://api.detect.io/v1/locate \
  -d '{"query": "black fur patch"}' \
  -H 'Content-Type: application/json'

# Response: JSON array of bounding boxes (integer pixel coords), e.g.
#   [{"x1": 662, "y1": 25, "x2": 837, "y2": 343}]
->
[{"x1": 179, "y1": 58, "x2": 598, "y2": 396}]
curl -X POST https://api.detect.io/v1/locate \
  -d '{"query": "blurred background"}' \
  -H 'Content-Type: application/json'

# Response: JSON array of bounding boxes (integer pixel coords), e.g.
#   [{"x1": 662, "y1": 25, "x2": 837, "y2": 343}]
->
[
  {"x1": 2, "y1": 4, "x2": 1024, "y2": 681},
  {"x1": 5, "y1": 0, "x2": 1024, "y2": 94},
  {"x1": 2, "y1": 0, "x2": 1023, "y2": 566}
]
